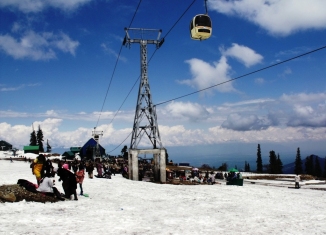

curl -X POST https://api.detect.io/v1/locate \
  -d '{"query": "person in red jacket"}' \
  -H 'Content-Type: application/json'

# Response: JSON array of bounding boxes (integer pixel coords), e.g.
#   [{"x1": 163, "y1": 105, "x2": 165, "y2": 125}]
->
[{"x1": 76, "y1": 165, "x2": 85, "y2": 195}]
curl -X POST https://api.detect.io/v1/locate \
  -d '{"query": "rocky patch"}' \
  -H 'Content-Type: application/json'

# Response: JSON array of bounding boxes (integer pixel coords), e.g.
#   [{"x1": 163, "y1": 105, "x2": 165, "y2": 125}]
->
[{"x1": 0, "y1": 184, "x2": 59, "y2": 203}]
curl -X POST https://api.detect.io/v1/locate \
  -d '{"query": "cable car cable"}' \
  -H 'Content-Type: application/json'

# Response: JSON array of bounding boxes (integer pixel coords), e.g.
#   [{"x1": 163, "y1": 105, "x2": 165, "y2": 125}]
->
[
  {"x1": 162, "y1": 0, "x2": 197, "y2": 40},
  {"x1": 105, "y1": 0, "x2": 199, "y2": 152},
  {"x1": 104, "y1": 2, "x2": 325, "y2": 153},
  {"x1": 105, "y1": 1, "x2": 199, "y2": 153},
  {"x1": 107, "y1": 131, "x2": 133, "y2": 154},
  {"x1": 94, "y1": 0, "x2": 143, "y2": 129},
  {"x1": 154, "y1": 45, "x2": 326, "y2": 107},
  {"x1": 95, "y1": 44, "x2": 123, "y2": 128},
  {"x1": 109, "y1": 44, "x2": 326, "y2": 154},
  {"x1": 106, "y1": 0, "x2": 196, "y2": 127},
  {"x1": 204, "y1": 0, "x2": 208, "y2": 14}
]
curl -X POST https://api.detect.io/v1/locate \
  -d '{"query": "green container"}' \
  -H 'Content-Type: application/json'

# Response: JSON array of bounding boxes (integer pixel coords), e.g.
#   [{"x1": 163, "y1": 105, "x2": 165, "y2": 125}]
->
[{"x1": 226, "y1": 179, "x2": 243, "y2": 186}]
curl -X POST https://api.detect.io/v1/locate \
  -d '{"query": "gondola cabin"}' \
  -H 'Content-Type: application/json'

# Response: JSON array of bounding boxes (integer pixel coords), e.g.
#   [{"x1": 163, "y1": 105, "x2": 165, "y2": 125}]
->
[{"x1": 190, "y1": 14, "x2": 212, "y2": 40}]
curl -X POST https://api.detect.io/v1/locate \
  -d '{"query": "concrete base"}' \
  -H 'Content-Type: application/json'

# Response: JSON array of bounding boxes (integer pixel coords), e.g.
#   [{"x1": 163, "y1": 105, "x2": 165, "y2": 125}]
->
[{"x1": 128, "y1": 148, "x2": 166, "y2": 183}]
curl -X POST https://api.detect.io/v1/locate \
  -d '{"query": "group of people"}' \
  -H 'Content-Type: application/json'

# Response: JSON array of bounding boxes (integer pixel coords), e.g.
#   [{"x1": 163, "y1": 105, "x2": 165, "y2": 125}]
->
[
  {"x1": 225, "y1": 172, "x2": 242, "y2": 181},
  {"x1": 189, "y1": 171, "x2": 217, "y2": 184},
  {"x1": 29, "y1": 155, "x2": 131, "y2": 201},
  {"x1": 31, "y1": 155, "x2": 85, "y2": 201}
]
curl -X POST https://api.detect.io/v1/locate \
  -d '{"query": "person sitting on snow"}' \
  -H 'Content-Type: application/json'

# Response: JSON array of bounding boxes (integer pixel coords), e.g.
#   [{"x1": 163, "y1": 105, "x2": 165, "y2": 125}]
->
[
  {"x1": 102, "y1": 166, "x2": 112, "y2": 179},
  {"x1": 36, "y1": 172, "x2": 65, "y2": 201}
]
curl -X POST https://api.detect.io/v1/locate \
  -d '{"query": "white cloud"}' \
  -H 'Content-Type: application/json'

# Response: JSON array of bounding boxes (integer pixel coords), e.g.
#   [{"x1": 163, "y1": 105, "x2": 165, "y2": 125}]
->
[
  {"x1": 0, "y1": 30, "x2": 79, "y2": 60},
  {"x1": 287, "y1": 104, "x2": 326, "y2": 127},
  {"x1": 0, "y1": 83, "x2": 41, "y2": 92},
  {"x1": 178, "y1": 56, "x2": 236, "y2": 93},
  {"x1": 53, "y1": 33, "x2": 80, "y2": 56},
  {"x1": 221, "y1": 113, "x2": 277, "y2": 131},
  {"x1": 280, "y1": 68, "x2": 292, "y2": 77},
  {"x1": 223, "y1": 98, "x2": 274, "y2": 107},
  {"x1": 221, "y1": 43, "x2": 263, "y2": 67},
  {"x1": 0, "y1": 85, "x2": 24, "y2": 92},
  {"x1": 255, "y1": 78, "x2": 265, "y2": 84},
  {"x1": 293, "y1": 105, "x2": 314, "y2": 117},
  {"x1": 208, "y1": 126, "x2": 326, "y2": 143},
  {"x1": 179, "y1": 43, "x2": 262, "y2": 94},
  {"x1": 1, "y1": 92, "x2": 326, "y2": 150},
  {"x1": 280, "y1": 93, "x2": 326, "y2": 104},
  {"x1": 45, "y1": 110, "x2": 59, "y2": 117},
  {"x1": 218, "y1": 92, "x2": 326, "y2": 130},
  {"x1": 163, "y1": 101, "x2": 210, "y2": 122},
  {"x1": 209, "y1": 0, "x2": 326, "y2": 36},
  {"x1": 0, "y1": 0, "x2": 92, "y2": 13},
  {"x1": 159, "y1": 125, "x2": 208, "y2": 146}
]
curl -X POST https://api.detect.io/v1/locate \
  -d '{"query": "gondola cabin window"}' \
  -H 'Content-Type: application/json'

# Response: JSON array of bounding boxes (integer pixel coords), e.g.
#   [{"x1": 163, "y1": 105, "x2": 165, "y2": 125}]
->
[{"x1": 190, "y1": 14, "x2": 212, "y2": 40}]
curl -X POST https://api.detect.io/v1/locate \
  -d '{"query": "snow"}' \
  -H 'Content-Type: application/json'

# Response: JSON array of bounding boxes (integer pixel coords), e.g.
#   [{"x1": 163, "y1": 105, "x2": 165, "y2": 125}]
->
[{"x1": 1, "y1": 157, "x2": 326, "y2": 234}]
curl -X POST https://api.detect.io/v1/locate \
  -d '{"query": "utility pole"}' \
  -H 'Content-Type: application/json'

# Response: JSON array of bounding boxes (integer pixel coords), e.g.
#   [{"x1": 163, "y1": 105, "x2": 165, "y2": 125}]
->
[{"x1": 123, "y1": 28, "x2": 166, "y2": 182}]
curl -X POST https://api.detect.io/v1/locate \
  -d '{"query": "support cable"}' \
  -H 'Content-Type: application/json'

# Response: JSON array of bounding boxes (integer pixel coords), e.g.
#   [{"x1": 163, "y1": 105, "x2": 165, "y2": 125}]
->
[
  {"x1": 108, "y1": 131, "x2": 133, "y2": 153},
  {"x1": 107, "y1": 0, "x2": 197, "y2": 126},
  {"x1": 155, "y1": 45, "x2": 326, "y2": 107},
  {"x1": 162, "y1": 0, "x2": 197, "y2": 40},
  {"x1": 108, "y1": 45, "x2": 326, "y2": 153},
  {"x1": 95, "y1": 0, "x2": 143, "y2": 128}
]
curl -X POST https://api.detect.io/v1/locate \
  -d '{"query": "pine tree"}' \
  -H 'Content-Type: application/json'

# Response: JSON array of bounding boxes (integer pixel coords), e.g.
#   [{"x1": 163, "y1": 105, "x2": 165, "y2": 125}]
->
[
  {"x1": 256, "y1": 144, "x2": 263, "y2": 173},
  {"x1": 46, "y1": 139, "x2": 52, "y2": 153},
  {"x1": 323, "y1": 157, "x2": 326, "y2": 178},
  {"x1": 165, "y1": 151, "x2": 169, "y2": 164},
  {"x1": 37, "y1": 125, "x2": 44, "y2": 152},
  {"x1": 294, "y1": 147, "x2": 303, "y2": 174},
  {"x1": 217, "y1": 163, "x2": 228, "y2": 171},
  {"x1": 269, "y1": 150, "x2": 277, "y2": 174},
  {"x1": 305, "y1": 155, "x2": 314, "y2": 175},
  {"x1": 244, "y1": 161, "x2": 248, "y2": 172},
  {"x1": 244, "y1": 161, "x2": 251, "y2": 172},
  {"x1": 121, "y1": 145, "x2": 128, "y2": 159},
  {"x1": 276, "y1": 153, "x2": 283, "y2": 174},
  {"x1": 314, "y1": 156, "x2": 322, "y2": 178},
  {"x1": 30, "y1": 130, "x2": 37, "y2": 146}
]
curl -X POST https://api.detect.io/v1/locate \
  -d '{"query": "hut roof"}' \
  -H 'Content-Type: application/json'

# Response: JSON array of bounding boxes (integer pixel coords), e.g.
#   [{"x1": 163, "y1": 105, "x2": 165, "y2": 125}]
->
[{"x1": 80, "y1": 138, "x2": 105, "y2": 157}]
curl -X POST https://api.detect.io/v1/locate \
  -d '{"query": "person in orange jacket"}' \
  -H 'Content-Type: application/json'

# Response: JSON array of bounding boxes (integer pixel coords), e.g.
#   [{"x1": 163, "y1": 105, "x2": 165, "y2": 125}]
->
[{"x1": 31, "y1": 154, "x2": 46, "y2": 185}]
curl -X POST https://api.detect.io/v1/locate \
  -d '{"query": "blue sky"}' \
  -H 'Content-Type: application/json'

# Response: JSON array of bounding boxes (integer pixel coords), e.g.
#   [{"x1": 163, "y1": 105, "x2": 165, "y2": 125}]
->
[{"x1": 1, "y1": 0, "x2": 326, "y2": 167}]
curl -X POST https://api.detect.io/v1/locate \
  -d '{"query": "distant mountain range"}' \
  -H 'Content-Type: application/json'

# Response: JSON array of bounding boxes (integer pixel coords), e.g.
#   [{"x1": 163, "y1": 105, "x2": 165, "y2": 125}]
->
[{"x1": 282, "y1": 155, "x2": 325, "y2": 174}]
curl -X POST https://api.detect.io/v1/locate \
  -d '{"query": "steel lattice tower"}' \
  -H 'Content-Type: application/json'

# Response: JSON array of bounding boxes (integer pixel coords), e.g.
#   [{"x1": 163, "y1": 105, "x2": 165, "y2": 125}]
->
[{"x1": 123, "y1": 28, "x2": 164, "y2": 150}]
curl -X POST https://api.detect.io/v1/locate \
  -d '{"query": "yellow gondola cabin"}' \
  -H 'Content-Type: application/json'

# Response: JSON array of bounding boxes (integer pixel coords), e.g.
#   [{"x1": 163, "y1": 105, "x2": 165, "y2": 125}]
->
[{"x1": 190, "y1": 14, "x2": 212, "y2": 40}]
